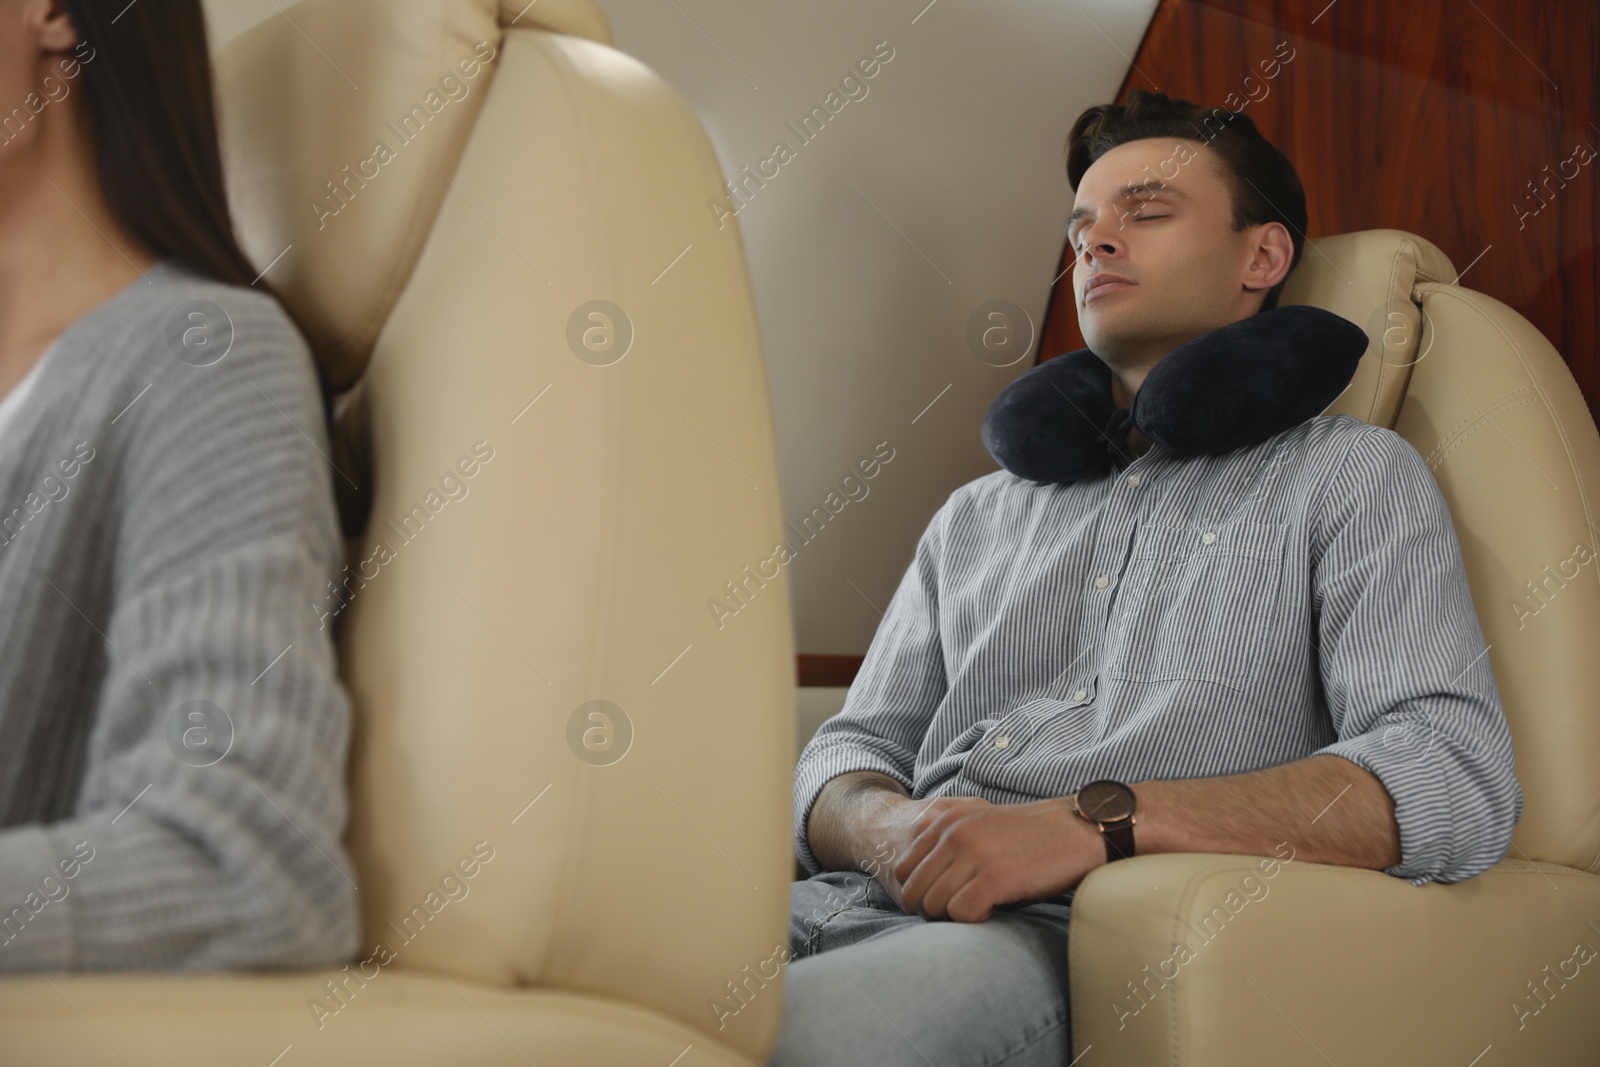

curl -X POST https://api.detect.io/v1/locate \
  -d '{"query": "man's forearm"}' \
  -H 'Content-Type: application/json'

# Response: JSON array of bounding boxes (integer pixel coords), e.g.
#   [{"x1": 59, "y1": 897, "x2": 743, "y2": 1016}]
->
[
  {"x1": 806, "y1": 771, "x2": 911, "y2": 873},
  {"x1": 1131, "y1": 754, "x2": 1402, "y2": 871}
]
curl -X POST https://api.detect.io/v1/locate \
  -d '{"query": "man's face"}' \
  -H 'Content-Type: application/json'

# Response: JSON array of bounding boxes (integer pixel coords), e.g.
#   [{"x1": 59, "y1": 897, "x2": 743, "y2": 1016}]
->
[{"x1": 1066, "y1": 137, "x2": 1288, "y2": 368}]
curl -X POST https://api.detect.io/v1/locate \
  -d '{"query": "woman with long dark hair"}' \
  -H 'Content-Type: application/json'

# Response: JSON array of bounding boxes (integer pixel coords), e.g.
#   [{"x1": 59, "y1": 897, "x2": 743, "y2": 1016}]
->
[{"x1": 0, "y1": 0, "x2": 358, "y2": 969}]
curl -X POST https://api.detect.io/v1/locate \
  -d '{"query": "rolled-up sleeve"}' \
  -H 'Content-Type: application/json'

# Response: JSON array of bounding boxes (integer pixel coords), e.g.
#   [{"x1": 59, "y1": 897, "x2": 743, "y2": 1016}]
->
[
  {"x1": 793, "y1": 499, "x2": 951, "y2": 876},
  {"x1": 1309, "y1": 425, "x2": 1524, "y2": 885}
]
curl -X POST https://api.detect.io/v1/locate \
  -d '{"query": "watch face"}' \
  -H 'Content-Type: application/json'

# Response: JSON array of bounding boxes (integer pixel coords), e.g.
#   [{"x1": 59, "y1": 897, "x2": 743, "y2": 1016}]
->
[{"x1": 1077, "y1": 779, "x2": 1135, "y2": 822}]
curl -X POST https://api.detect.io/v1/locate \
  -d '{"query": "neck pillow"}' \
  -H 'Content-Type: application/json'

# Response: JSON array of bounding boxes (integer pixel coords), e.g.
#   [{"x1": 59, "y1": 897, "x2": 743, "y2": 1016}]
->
[{"x1": 980, "y1": 304, "x2": 1370, "y2": 485}]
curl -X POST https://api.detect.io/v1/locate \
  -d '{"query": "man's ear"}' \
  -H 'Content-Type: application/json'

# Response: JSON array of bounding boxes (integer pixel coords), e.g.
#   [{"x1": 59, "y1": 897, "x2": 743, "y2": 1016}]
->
[
  {"x1": 1241, "y1": 220, "x2": 1294, "y2": 298},
  {"x1": 29, "y1": 0, "x2": 80, "y2": 53}
]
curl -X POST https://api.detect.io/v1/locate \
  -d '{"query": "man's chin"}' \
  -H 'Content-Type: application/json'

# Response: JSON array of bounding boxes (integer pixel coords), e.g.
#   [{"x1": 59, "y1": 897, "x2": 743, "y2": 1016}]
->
[
  {"x1": 1078, "y1": 302, "x2": 1138, "y2": 341},
  {"x1": 1080, "y1": 324, "x2": 1144, "y2": 362}
]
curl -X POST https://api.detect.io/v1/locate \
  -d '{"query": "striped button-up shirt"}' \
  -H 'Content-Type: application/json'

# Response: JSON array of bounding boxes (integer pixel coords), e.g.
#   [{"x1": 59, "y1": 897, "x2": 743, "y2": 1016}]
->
[{"x1": 794, "y1": 413, "x2": 1524, "y2": 886}]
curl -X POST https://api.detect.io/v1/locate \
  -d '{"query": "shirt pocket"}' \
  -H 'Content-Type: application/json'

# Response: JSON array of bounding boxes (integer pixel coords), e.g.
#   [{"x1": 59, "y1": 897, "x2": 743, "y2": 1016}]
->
[{"x1": 1106, "y1": 520, "x2": 1290, "y2": 691}]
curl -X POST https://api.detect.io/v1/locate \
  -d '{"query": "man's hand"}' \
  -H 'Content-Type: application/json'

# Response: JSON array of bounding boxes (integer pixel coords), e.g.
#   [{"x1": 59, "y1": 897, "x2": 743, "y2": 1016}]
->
[
  {"x1": 888, "y1": 795, "x2": 1107, "y2": 922},
  {"x1": 805, "y1": 772, "x2": 1109, "y2": 922}
]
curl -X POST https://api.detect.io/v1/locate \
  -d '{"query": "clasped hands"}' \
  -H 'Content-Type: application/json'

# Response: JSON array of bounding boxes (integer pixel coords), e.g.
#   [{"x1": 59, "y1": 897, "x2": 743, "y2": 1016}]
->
[{"x1": 863, "y1": 794, "x2": 1109, "y2": 923}]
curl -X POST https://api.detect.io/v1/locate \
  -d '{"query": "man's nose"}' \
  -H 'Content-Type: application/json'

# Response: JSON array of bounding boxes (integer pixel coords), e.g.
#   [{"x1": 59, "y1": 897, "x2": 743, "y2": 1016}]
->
[{"x1": 1079, "y1": 221, "x2": 1122, "y2": 261}]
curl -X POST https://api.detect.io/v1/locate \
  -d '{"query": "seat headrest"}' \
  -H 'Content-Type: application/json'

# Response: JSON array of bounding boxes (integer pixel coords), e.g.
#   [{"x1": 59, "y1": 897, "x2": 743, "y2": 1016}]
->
[
  {"x1": 493, "y1": 0, "x2": 612, "y2": 43},
  {"x1": 1277, "y1": 228, "x2": 1457, "y2": 429},
  {"x1": 215, "y1": 0, "x2": 615, "y2": 395}
]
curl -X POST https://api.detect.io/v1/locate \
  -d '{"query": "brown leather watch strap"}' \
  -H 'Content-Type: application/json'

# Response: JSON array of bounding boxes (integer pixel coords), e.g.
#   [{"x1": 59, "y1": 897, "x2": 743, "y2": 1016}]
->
[{"x1": 1102, "y1": 820, "x2": 1135, "y2": 861}]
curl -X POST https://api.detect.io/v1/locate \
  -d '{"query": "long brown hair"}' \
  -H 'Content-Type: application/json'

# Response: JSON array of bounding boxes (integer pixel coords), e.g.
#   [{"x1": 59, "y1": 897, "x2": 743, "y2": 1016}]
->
[{"x1": 59, "y1": 0, "x2": 334, "y2": 424}]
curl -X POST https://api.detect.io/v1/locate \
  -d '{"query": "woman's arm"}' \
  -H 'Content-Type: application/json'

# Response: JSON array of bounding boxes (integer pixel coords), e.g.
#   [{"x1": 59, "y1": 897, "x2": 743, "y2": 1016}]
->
[{"x1": 0, "y1": 285, "x2": 361, "y2": 971}]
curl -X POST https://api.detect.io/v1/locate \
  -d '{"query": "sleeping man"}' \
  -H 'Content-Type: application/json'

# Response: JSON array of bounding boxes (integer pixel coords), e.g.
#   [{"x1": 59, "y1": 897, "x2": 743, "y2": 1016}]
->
[{"x1": 766, "y1": 88, "x2": 1523, "y2": 1067}]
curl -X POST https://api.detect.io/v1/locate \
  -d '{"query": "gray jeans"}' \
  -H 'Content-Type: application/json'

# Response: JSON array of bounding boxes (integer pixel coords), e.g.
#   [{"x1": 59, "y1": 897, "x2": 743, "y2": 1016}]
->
[{"x1": 766, "y1": 869, "x2": 1075, "y2": 1066}]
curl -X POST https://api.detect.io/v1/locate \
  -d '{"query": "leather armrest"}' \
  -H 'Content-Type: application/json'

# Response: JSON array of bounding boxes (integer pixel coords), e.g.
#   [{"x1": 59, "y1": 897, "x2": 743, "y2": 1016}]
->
[{"x1": 1068, "y1": 852, "x2": 1600, "y2": 1066}]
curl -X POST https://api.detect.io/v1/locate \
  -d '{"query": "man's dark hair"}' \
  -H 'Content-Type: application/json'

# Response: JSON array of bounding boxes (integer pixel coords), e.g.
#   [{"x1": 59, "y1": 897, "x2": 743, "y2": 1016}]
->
[{"x1": 1064, "y1": 89, "x2": 1306, "y2": 312}]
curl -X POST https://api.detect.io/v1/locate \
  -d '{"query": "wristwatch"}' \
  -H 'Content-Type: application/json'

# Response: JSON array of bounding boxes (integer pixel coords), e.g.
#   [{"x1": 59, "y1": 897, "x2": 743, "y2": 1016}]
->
[{"x1": 1070, "y1": 779, "x2": 1138, "y2": 862}]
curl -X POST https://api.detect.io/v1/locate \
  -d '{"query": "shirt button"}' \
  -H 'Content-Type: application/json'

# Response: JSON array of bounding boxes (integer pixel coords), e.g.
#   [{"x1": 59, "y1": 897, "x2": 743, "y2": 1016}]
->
[
  {"x1": 1094, "y1": 575, "x2": 1110, "y2": 589},
  {"x1": 1074, "y1": 689, "x2": 1087, "y2": 701},
  {"x1": 993, "y1": 736, "x2": 1011, "y2": 749},
  {"x1": 1201, "y1": 531, "x2": 1217, "y2": 544},
  {"x1": 1126, "y1": 474, "x2": 1141, "y2": 487}
]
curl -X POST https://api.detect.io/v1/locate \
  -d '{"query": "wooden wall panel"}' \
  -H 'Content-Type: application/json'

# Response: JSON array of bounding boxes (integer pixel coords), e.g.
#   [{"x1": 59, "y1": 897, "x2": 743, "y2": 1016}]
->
[
  {"x1": 797, "y1": 654, "x2": 864, "y2": 688},
  {"x1": 1039, "y1": 0, "x2": 1599, "y2": 414}
]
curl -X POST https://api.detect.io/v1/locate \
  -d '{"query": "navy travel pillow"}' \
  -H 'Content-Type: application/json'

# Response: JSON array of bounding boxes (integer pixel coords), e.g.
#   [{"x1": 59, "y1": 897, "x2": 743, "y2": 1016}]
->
[{"x1": 980, "y1": 304, "x2": 1370, "y2": 486}]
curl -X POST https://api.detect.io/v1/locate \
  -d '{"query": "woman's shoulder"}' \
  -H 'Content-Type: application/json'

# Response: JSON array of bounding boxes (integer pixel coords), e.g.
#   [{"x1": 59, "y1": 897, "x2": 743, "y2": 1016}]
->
[
  {"x1": 53, "y1": 260, "x2": 343, "y2": 583},
  {"x1": 110, "y1": 258, "x2": 314, "y2": 384},
  {"x1": 47, "y1": 257, "x2": 325, "y2": 439},
  {"x1": 19, "y1": 258, "x2": 337, "y2": 522}
]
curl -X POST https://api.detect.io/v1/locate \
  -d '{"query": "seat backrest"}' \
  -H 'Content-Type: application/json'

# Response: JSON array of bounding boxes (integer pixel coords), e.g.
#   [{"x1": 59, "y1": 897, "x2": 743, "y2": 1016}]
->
[
  {"x1": 215, "y1": 0, "x2": 796, "y2": 1056},
  {"x1": 1288, "y1": 229, "x2": 1600, "y2": 876}
]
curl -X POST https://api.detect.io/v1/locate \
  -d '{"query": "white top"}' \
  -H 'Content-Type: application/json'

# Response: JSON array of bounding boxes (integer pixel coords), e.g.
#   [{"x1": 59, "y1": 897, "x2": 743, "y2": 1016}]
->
[{"x1": 0, "y1": 339, "x2": 59, "y2": 446}]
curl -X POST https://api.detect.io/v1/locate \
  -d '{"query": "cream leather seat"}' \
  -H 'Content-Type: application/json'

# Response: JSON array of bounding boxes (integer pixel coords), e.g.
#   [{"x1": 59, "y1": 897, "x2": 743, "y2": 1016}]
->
[
  {"x1": 0, "y1": 1, "x2": 795, "y2": 1064},
  {"x1": 2, "y1": 0, "x2": 1595, "y2": 1060},
  {"x1": 1068, "y1": 230, "x2": 1600, "y2": 1064}
]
